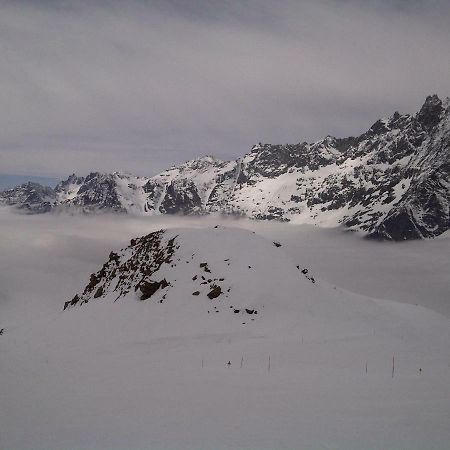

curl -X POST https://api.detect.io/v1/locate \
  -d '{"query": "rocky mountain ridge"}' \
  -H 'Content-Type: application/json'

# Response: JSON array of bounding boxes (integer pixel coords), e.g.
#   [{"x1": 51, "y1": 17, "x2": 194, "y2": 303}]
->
[
  {"x1": 1, "y1": 95, "x2": 449, "y2": 240},
  {"x1": 64, "y1": 227, "x2": 320, "y2": 329}
]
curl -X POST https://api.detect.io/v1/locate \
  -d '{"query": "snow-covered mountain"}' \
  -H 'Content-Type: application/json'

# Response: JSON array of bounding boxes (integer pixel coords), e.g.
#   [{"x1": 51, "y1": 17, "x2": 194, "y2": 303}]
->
[
  {"x1": 64, "y1": 227, "x2": 322, "y2": 330},
  {"x1": 2, "y1": 95, "x2": 449, "y2": 240},
  {"x1": 0, "y1": 181, "x2": 56, "y2": 213}
]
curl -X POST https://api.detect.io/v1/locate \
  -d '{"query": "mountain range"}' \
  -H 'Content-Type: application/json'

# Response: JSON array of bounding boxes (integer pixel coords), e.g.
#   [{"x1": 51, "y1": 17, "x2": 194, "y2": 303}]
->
[{"x1": 1, "y1": 94, "x2": 449, "y2": 240}]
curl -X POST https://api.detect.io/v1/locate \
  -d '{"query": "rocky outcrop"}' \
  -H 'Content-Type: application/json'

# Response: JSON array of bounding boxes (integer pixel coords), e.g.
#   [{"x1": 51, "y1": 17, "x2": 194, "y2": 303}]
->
[
  {"x1": 64, "y1": 228, "x2": 273, "y2": 324},
  {"x1": 64, "y1": 230, "x2": 178, "y2": 309}
]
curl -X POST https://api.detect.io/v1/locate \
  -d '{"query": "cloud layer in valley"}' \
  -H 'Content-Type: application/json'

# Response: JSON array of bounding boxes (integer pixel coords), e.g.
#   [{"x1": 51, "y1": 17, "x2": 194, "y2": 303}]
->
[
  {"x1": 1, "y1": 208, "x2": 449, "y2": 320},
  {"x1": 1, "y1": 0, "x2": 449, "y2": 178}
]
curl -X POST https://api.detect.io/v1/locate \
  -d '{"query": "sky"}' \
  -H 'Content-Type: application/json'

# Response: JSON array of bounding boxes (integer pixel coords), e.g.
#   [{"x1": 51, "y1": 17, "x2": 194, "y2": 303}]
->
[{"x1": 0, "y1": 0, "x2": 449, "y2": 181}]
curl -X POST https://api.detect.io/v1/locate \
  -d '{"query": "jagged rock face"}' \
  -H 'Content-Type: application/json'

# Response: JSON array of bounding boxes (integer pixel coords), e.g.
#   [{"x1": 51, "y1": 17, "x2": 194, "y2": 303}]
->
[
  {"x1": 243, "y1": 143, "x2": 314, "y2": 178},
  {"x1": 54, "y1": 172, "x2": 151, "y2": 214},
  {"x1": 0, "y1": 182, "x2": 55, "y2": 213},
  {"x1": 159, "y1": 180, "x2": 202, "y2": 214},
  {"x1": 374, "y1": 171, "x2": 450, "y2": 240},
  {"x1": 369, "y1": 127, "x2": 450, "y2": 240},
  {"x1": 416, "y1": 94, "x2": 444, "y2": 131},
  {"x1": 61, "y1": 172, "x2": 125, "y2": 212},
  {"x1": 2, "y1": 95, "x2": 450, "y2": 240},
  {"x1": 65, "y1": 230, "x2": 178, "y2": 308},
  {"x1": 54, "y1": 174, "x2": 85, "y2": 202},
  {"x1": 144, "y1": 156, "x2": 237, "y2": 214}
]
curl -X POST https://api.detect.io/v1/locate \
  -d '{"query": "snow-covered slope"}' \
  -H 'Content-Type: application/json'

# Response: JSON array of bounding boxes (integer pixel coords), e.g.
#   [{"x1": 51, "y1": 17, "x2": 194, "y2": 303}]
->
[
  {"x1": 2, "y1": 95, "x2": 449, "y2": 239},
  {"x1": 2, "y1": 225, "x2": 450, "y2": 450}
]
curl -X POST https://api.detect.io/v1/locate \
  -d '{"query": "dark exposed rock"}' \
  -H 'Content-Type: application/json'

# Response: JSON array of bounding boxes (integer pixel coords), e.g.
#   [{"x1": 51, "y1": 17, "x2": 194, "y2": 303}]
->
[
  {"x1": 159, "y1": 180, "x2": 202, "y2": 214},
  {"x1": 64, "y1": 294, "x2": 80, "y2": 309},
  {"x1": 66, "y1": 230, "x2": 176, "y2": 309},
  {"x1": 207, "y1": 285, "x2": 222, "y2": 300},
  {"x1": 62, "y1": 172, "x2": 125, "y2": 212},
  {"x1": 416, "y1": 95, "x2": 443, "y2": 130},
  {"x1": 369, "y1": 160, "x2": 450, "y2": 240},
  {"x1": 200, "y1": 262, "x2": 211, "y2": 273},
  {"x1": 255, "y1": 207, "x2": 289, "y2": 222},
  {"x1": 86, "y1": 273, "x2": 100, "y2": 290},
  {"x1": 138, "y1": 279, "x2": 169, "y2": 300},
  {"x1": 368, "y1": 208, "x2": 422, "y2": 241}
]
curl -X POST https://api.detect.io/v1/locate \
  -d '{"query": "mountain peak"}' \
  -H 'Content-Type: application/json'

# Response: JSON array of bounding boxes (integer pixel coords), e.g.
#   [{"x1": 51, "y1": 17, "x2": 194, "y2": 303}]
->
[
  {"x1": 422, "y1": 94, "x2": 441, "y2": 106},
  {"x1": 416, "y1": 94, "x2": 443, "y2": 130}
]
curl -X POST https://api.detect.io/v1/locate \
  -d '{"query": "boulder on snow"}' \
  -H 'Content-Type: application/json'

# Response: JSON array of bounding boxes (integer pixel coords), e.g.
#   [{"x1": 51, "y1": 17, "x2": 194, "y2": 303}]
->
[{"x1": 207, "y1": 285, "x2": 222, "y2": 300}]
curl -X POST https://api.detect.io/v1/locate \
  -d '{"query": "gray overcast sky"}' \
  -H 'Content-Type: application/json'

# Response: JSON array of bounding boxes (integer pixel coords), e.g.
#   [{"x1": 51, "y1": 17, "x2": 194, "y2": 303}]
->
[{"x1": 0, "y1": 0, "x2": 449, "y2": 179}]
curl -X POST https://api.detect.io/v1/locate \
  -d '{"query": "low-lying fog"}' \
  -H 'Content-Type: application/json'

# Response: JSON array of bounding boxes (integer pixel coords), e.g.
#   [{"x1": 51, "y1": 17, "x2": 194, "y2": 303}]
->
[{"x1": 1, "y1": 206, "x2": 449, "y2": 324}]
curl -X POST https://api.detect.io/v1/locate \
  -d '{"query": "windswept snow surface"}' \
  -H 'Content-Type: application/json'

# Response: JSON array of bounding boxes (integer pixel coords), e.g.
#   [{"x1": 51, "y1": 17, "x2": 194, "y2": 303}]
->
[{"x1": 1, "y1": 211, "x2": 450, "y2": 450}]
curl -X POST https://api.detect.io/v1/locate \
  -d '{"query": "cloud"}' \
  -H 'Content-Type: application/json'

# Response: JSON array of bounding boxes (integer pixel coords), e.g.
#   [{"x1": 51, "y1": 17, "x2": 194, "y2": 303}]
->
[{"x1": 0, "y1": 0, "x2": 449, "y2": 177}]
